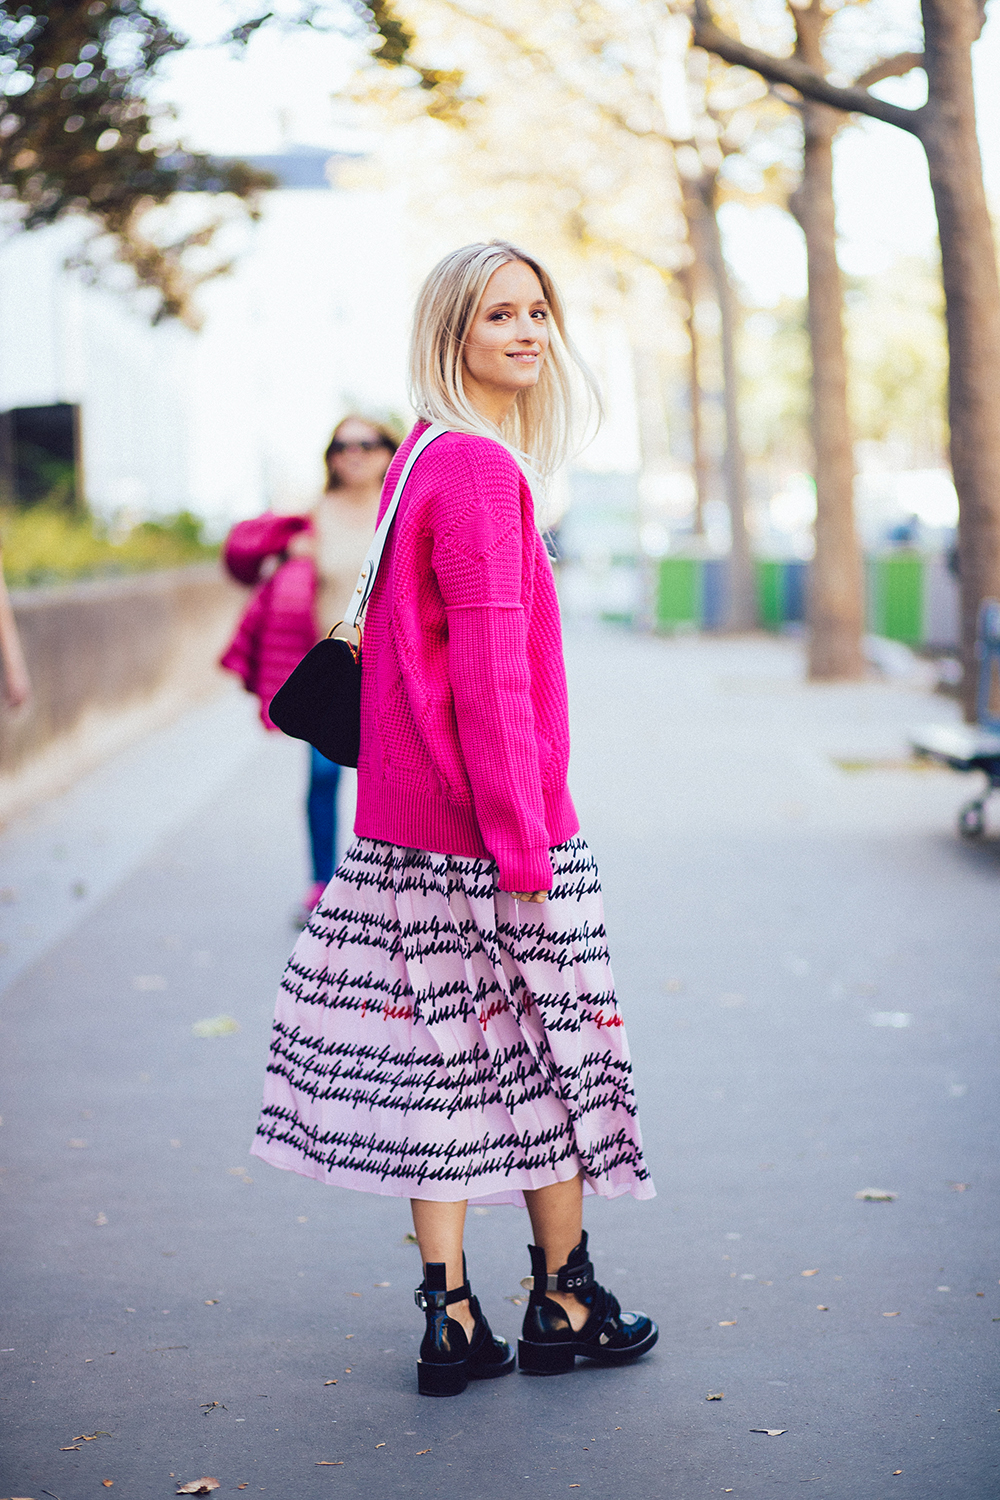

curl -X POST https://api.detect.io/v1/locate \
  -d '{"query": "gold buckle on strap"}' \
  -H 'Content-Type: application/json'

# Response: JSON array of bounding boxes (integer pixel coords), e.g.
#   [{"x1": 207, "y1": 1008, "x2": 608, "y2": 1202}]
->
[{"x1": 328, "y1": 620, "x2": 362, "y2": 662}]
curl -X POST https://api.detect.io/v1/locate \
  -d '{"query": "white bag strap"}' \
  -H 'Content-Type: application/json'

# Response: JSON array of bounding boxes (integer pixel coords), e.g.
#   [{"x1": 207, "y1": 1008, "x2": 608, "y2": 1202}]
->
[{"x1": 340, "y1": 422, "x2": 451, "y2": 632}]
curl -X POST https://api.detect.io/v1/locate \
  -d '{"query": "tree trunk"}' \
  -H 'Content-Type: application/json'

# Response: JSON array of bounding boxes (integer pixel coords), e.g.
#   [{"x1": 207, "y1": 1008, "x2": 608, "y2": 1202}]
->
[
  {"x1": 691, "y1": 0, "x2": 1000, "y2": 713},
  {"x1": 696, "y1": 170, "x2": 758, "y2": 629},
  {"x1": 919, "y1": 0, "x2": 1000, "y2": 716},
  {"x1": 678, "y1": 263, "x2": 709, "y2": 535},
  {"x1": 788, "y1": 1, "x2": 865, "y2": 680}
]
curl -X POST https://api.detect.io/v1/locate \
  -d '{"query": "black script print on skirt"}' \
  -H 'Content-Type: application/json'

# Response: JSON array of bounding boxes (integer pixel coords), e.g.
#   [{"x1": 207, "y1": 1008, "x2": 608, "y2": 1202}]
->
[{"x1": 251, "y1": 837, "x2": 654, "y2": 1205}]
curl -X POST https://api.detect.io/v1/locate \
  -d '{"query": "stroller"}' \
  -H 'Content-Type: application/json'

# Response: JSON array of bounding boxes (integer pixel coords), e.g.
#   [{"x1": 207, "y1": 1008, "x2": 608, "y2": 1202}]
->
[{"x1": 910, "y1": 599, "x2": 1000, "y2": 838}]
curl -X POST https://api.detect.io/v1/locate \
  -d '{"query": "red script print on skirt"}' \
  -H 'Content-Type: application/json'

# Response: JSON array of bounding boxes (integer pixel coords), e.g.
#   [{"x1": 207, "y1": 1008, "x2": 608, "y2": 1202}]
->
[{"x1": 251, "y1": 837, "x2": 653, "y2": 1205}]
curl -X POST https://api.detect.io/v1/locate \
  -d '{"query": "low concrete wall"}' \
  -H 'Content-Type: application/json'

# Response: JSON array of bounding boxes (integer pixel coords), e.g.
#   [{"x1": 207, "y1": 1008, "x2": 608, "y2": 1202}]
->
[{"x1": 0, "y1": 564, "x2": 246, "y2": 823}]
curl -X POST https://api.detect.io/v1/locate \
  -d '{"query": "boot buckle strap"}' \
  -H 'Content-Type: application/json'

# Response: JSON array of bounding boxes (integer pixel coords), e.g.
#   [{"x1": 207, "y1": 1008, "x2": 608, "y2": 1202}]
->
[
  {"x1": 415, "y1": 1280, "x2": 471, "y2": 1312},
  {"x1": 520, "y1": 1260, "x2": 594, "y2": 1295}
]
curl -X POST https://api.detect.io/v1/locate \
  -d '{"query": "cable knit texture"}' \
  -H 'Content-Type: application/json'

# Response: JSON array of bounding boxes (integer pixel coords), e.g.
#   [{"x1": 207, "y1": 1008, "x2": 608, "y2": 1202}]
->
[{"x1": 356, "y1": 423, "x2": 578, "y2": 893}]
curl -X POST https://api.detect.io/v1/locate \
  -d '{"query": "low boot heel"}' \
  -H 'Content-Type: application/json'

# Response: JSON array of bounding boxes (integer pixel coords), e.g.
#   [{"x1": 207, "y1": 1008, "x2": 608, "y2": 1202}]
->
[
  {"x1": 517, "y1": 1339, "x2": 575, "y2": 1376},
  {"x1": 417, "y1": 1356, "x2": 468, "y2": 1397},
  {"x1": 414, "y1": 1258, "x2": 513, "y2": 1396}
]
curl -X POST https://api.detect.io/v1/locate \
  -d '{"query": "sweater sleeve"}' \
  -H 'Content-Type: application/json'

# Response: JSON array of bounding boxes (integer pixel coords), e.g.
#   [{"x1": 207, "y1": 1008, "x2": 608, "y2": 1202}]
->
[{"x1": 430, "y1": 440, "x2": 553, "y2": 893}]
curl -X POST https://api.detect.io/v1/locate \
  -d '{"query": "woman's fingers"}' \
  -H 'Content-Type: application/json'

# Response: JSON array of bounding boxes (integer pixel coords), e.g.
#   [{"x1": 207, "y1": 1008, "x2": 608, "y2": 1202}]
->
[{"x1": 511, "y1": 891, "x2": 547, "y2": 903}]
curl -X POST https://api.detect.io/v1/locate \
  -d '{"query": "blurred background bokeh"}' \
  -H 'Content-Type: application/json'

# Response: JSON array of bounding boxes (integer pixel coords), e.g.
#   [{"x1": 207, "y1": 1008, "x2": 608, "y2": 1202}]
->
[{"x1": 1, "y1": 0, "x2": 998, "y2": 812}]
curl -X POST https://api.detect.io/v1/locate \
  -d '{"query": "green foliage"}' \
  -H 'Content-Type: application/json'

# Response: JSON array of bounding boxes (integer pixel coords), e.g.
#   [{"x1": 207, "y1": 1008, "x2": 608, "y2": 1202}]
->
[
  {"x1": 739, "y1": 298, "x2": 811, "y2": 468},
  {"x1": 0, "y1": 502, "x2": 218, "y2": 588},
  {"x1": 0, "y1": 1, "x2": 275, "y2": 321},
  {"x1": 845, "y1": 256, "x2": 947, "y2": 460},
  {"x1": 738, "y1": 254, "x2": 949, "y2": 472}
]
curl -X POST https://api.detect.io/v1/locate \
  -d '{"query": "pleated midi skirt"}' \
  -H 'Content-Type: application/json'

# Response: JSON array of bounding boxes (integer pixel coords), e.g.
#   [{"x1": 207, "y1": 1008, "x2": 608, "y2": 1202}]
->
[{"x1": 251, "y1": 835, "x2": 654, "y2": 1206}]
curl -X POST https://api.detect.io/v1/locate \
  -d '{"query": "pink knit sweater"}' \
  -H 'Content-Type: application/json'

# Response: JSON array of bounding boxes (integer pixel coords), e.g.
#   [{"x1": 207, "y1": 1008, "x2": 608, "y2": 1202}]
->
[{"x1": 356, "y1": 423, "x2": 578, "y2": 892}]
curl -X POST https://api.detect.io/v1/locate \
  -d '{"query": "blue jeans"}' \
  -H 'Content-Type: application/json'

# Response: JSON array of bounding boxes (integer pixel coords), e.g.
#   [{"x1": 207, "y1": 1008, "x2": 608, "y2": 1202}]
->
[{"x1": 306, "y1": 745, "x2": 340, "y2": 883}]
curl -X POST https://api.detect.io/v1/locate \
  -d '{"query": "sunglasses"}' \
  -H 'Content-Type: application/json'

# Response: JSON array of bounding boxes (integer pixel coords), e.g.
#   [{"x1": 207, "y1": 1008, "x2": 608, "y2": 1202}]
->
[{"x1": 329, "y1": 439, "x2": 388, "y2": 455}]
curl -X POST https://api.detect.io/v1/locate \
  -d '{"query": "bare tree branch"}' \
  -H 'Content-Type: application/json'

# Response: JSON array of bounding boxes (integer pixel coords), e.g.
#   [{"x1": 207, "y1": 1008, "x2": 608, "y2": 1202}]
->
[
  {"x1": 690, "y1": 1, "x2": 924, "y2": 136},
  {"x1": 854, "y1": 51, "x2": 924, "y2": 89}
]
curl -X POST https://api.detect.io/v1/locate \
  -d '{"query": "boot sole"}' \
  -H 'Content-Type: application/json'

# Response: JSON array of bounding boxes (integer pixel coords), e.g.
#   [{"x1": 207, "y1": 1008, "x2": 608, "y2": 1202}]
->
[
  {"x1": 417, "y1": 1358, "x2": 469, "y2": 1396},
  {"x1": 418, "y1": 1348, "x2": 516, "y2": 1394},
  {"x1": 518, "y1": 1325, "x2": 658, "y2": 1375},
  {"x1": 468, "y1": 1349, "x2": 517, "y2": 1380}
]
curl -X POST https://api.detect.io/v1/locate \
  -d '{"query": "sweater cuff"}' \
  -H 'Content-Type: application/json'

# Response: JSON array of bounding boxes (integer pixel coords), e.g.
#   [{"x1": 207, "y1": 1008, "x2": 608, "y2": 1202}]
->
[{"x1": 495, "y1": 843, "x2": 553, "y2": 894}]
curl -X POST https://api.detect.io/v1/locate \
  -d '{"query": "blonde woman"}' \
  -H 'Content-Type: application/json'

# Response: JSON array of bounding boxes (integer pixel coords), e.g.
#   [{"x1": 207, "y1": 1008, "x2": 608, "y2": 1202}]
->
[{"x1": 252, "y1": 242, "x2": 656, "y2": 1395}]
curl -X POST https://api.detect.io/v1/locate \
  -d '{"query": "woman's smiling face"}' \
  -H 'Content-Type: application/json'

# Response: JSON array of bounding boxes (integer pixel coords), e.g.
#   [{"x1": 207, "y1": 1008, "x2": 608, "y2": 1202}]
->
[{"x1": 461, "y1": 259, "x2": 550, "y2": 422}]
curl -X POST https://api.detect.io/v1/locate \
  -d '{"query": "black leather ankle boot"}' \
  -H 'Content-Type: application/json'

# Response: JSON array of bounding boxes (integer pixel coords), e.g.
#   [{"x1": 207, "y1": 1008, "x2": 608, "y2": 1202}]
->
[
  {"x1": 517, "y1": 1230, "x2": 658, "y2": 1375},
  {"x1": 415, "y1": 1257, "x2": 516, "y2": 1396}
]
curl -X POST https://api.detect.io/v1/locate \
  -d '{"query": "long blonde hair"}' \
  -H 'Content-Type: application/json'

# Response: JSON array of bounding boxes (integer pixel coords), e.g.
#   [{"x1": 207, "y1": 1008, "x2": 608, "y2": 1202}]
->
[{"x1": 408, "y1": 241, "x2": 600, "y2": 477}]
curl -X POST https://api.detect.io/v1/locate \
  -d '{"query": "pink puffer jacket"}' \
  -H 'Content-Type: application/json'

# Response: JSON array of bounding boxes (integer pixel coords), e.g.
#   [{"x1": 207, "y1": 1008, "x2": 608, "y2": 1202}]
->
[{"x1": 219, "y1": 513, "x2": 318, "y2": 728}]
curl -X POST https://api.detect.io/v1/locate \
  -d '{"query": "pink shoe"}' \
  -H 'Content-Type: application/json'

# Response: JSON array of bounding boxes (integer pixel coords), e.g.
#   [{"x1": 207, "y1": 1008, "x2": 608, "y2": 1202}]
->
[
  {"x1": 292, "y1": 881, "x2": 327, "y2": 930},
  {"x1": 304, "y1": 880, "x2": 326, "y2": 911}
]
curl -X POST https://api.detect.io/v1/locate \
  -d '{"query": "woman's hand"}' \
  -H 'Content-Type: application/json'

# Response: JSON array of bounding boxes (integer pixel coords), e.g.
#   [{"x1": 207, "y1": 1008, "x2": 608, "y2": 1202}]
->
[
  {"x1": 286, "y1": 528, "x2": 316, "y2": 559},
  {"x1": 510, "y1": 890, "x2": 547, "y2": 903}
]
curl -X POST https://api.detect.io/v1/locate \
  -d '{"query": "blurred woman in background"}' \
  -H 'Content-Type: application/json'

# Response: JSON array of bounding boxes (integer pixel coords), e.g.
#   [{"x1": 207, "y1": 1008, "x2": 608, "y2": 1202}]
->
[{"x1": 221, "y1": 415, "x2": 399, "y2": 918}]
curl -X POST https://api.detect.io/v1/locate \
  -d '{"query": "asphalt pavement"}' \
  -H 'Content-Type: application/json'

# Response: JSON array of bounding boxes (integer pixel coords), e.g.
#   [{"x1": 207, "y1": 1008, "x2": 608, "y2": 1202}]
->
[{"x1": 1, "y1": 628, "x2": 997, "y2": 1500}]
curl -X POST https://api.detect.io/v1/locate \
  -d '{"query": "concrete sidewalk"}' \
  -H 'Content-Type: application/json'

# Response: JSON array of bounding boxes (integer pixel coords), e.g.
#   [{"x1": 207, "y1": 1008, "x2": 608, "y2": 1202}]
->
[{"x1": 1, "y1": 629, "x2": 997, "y2": 1500}]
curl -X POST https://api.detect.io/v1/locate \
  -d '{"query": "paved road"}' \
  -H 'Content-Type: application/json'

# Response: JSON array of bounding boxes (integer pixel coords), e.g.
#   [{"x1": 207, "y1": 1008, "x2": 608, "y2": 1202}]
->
[{"x1": 1, "y1": 630, "x2": 997, "y2": 1500}]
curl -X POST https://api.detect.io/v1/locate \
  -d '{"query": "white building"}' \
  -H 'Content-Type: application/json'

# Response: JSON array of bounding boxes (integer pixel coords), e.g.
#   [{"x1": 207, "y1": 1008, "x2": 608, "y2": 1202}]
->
[{"x1": 0, "y1": 148, "x2": 413, "y2": 532}]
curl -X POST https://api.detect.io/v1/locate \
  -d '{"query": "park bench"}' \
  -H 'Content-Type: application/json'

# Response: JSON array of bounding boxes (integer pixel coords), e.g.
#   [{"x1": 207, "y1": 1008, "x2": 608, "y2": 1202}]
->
[{"x1": 910, "y1": 598, "x2": 1000, "y2": 838}]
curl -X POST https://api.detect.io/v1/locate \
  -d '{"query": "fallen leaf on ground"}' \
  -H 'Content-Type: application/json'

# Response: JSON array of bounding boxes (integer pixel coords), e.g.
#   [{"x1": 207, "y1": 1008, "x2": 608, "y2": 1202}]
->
[
  {"x1": 191, "y1": 1015, "x2": 239, "y2": 1038},
  {"x1": 416, "y1": 1449, "x2": 430, "y2": 1455},
  {"x1": 893, "y1": 1471, "x2": 903, "y2": 1476},
  {"x1": 855, "y1": 1188, "x2": 897, "y2": 1201},
  {"x1": 176, "y1": 1481, "x2": 220, "y2": 1495},
  {"x1": 238, "y1": 1487, "x2": 248, "y2": 1491},
  {"x1": 60, "y1": 1444, "x2": 81, "y2": 1450},
  {"x1": 801, "y1": 1269, "x2": 819, "y2": 1277},
  {"x1": 74, "y1": 1433, "x2": 110, "y2": 1442},
  {"x1": 204, "y1": 1300, "x2": 218, "y2": 1306},
  {"x1": 706, "y1": 1392, "x2": 724, "y2": 1400},
  {"x1": 345, "y1": 1334, "x2": 354, "y2": 1339},
  {"x1": 817, "y1": 1305, "x2": 829, "y2": 1311},
  {"x1": 883, "y1": 1311, "x2": 900, "y2": 1317},
  {"x1": 103, "y1": 1483, "x2": 114, "y2": 1489},
  {"x1": 323, "y1": 1379, "x2": 337, "y2": 1385},
  {"x1": 718, "y1": 1320, "x2": 737, "y2": 1327},
  {"x1": 403, "y1": 1232, "x2": 418, "y2": 1244},
  {"x1": 750, "y1": 1429, "x2": 787, "y2": 1436},
  {"x1": 315, "y1": 1462, "x2": 344, "y2": 1467},
  {"x1": 375, "y1": 1443, "x2": 386, "y2": 1448},
  {"x1": 373, "y1": 1281, "x2": 390, "y2": 1287},
  {"x1": 345, "y1": 1367, "x2": 352, "y2": 1373}
]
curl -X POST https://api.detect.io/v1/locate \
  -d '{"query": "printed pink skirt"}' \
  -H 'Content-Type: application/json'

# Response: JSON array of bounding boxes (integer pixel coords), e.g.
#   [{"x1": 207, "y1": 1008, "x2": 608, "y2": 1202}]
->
[{"x1": 251, "y1": 836, "x2": 654, "y2": 1205}]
